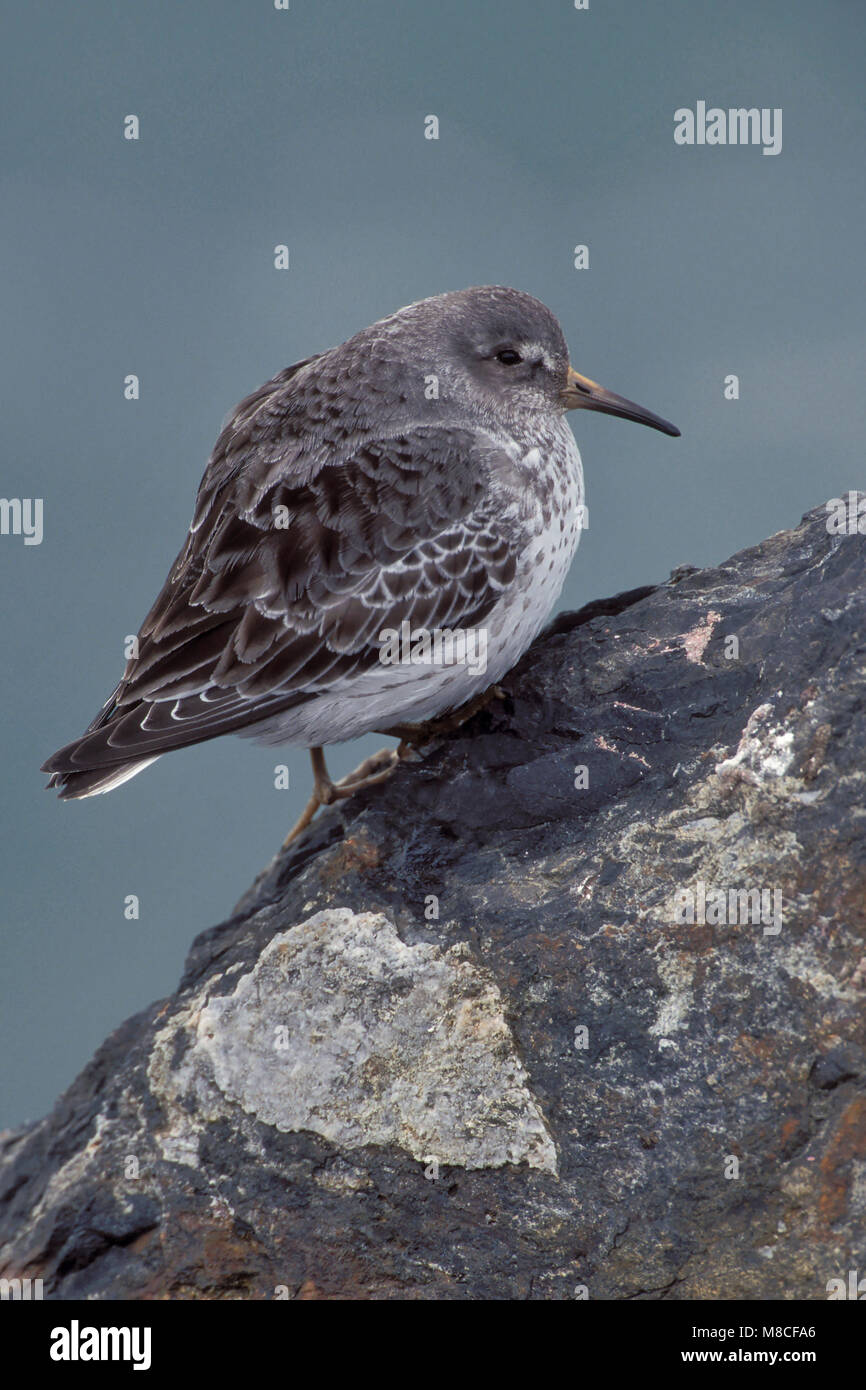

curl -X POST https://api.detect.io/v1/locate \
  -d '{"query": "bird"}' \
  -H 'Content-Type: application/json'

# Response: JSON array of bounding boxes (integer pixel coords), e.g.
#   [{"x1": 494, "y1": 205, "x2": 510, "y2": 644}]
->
[{"x1": 42, "y1": 286, "x2": 679, "y2": 843}]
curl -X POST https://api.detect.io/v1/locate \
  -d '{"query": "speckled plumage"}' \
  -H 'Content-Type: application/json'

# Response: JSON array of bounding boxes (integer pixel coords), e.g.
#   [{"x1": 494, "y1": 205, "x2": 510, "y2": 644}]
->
[{"x1": 43, "y1": 286, "x2": 677, "y2": 799}]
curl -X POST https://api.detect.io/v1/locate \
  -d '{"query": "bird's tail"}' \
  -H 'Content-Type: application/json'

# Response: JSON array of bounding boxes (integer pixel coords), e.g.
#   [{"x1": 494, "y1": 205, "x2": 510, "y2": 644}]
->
[
  {"x1": 43, "y1": 755, "x2": 160, "y2": 800},
  {"x1": 42, "y1": 684, "x2": 161, "y2": 799}
]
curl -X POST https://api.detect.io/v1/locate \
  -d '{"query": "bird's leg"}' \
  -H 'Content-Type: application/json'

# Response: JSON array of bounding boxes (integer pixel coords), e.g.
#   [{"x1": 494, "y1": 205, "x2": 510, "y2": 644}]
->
[
  {"x1": 282, "y1": 685, "x2": 506, "y2": 848},
  {"x1": 281, "y1": 748, "x2": 331, "y2": 847},
  {"x1": 282, "y1": 744, "x2": 405, "y2": 849}
]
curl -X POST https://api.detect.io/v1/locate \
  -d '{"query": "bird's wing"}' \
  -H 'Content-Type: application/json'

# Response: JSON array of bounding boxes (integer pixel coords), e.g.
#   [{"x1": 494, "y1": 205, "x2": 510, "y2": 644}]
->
[{"x1": 44, "y1": 407, "x2": 524, "y2": 773}]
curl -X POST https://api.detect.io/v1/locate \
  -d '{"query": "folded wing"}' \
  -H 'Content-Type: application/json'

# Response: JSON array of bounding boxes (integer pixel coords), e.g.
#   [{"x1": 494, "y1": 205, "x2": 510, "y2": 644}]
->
[{"x1": 43, "y1": 368, "x2": 521, "y2": 795}]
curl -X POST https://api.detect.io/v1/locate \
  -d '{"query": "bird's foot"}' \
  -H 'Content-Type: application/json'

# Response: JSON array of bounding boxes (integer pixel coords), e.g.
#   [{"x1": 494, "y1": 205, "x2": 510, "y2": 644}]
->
[
  {"x1": 382, "y1": 683, "x2": 506, "y2": 745},
  {"x1": 281, "y1": 686, "x2": 506, "y2": 849},
  {"x1": 282, "y1": 744, "x2": 408, "y2": 849}
]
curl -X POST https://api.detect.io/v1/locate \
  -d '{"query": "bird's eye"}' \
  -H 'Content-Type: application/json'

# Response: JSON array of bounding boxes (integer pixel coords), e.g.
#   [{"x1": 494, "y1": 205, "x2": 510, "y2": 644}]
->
[{"x1": 495, "y1": 349, "x2": 523, "y2": 366}]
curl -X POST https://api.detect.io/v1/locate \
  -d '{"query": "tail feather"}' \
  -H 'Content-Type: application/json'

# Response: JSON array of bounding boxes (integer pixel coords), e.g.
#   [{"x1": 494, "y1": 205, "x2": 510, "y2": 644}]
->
[
  {"x1": 44, "y1": 756, "x2": 160, "y2": 800},
  {"x1": 42, "y1": 676, "x2": 312, "y2": 799},
  {"x1": 42, "y1": 684, "x2": 158, "y2": 799}
]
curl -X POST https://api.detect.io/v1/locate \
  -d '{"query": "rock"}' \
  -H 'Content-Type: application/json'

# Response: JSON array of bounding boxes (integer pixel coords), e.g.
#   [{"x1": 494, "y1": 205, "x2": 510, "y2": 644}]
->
[{"x1": 2, "y1": 498, "x2": 865, "y2": 1300}]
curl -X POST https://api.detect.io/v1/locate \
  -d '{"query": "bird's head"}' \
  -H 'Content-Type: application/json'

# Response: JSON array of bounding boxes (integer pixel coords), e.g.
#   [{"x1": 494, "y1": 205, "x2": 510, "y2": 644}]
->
[{"x1": 379, "y1": 285, "x2": 680, "y2": 438}]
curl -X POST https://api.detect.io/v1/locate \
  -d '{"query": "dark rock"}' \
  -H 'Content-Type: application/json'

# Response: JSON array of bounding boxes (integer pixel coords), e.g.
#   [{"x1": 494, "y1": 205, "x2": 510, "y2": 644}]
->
[
  {"x1": 810, "y1": 1045, "x2": 865, "y2": 1091},
  {"x1": 2, "y1": 499, "x2": 865, "y2": 1300}
]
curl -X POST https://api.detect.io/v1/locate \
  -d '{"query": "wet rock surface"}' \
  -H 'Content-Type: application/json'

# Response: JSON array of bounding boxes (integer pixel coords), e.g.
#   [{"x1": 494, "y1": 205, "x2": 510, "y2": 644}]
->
[{"x1": 2, "y1": 499, "x2": 865, "y2": 1299}]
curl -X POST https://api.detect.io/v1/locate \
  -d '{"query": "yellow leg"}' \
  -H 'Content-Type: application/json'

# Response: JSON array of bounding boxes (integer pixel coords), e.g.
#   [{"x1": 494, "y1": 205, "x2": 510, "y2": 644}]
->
[{"x1": 282, "y1": 744, "x2": 403, "y2": 849}]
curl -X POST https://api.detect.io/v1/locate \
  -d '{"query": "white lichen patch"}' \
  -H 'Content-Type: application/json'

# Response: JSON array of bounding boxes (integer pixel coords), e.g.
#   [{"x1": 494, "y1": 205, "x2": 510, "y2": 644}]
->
[
  {"x1": 715, "y1": 702, "x2": 795, "y2": 784},
  {"x1": 149, "y1": 909, "x2": 557, "y2": 1174},
  {"x1": 649, "y1": 949, "x2": 696, "y2": 1043},
  {"x1": 156, "y1": 1132, "x2": 200, "y2": 1167}
]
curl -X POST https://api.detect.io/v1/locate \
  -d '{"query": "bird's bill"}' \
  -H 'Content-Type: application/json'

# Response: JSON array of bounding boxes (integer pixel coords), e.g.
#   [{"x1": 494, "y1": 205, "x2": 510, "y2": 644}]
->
[{"x1": 562, "y1": 366, "x2": 680, "y2": 437}]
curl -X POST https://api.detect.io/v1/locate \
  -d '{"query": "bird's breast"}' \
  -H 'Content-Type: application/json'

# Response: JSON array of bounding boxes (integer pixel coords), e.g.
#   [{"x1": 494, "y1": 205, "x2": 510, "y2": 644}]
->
[{"x1": 480, "y1": 425, "x2": 585, "y2": 683}]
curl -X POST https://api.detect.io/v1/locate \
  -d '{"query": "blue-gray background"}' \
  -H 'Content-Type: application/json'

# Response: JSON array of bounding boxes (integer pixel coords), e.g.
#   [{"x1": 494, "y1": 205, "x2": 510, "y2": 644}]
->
[{"x1": 2, "y1": 0, "x2": 864, "y2": 1128}]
